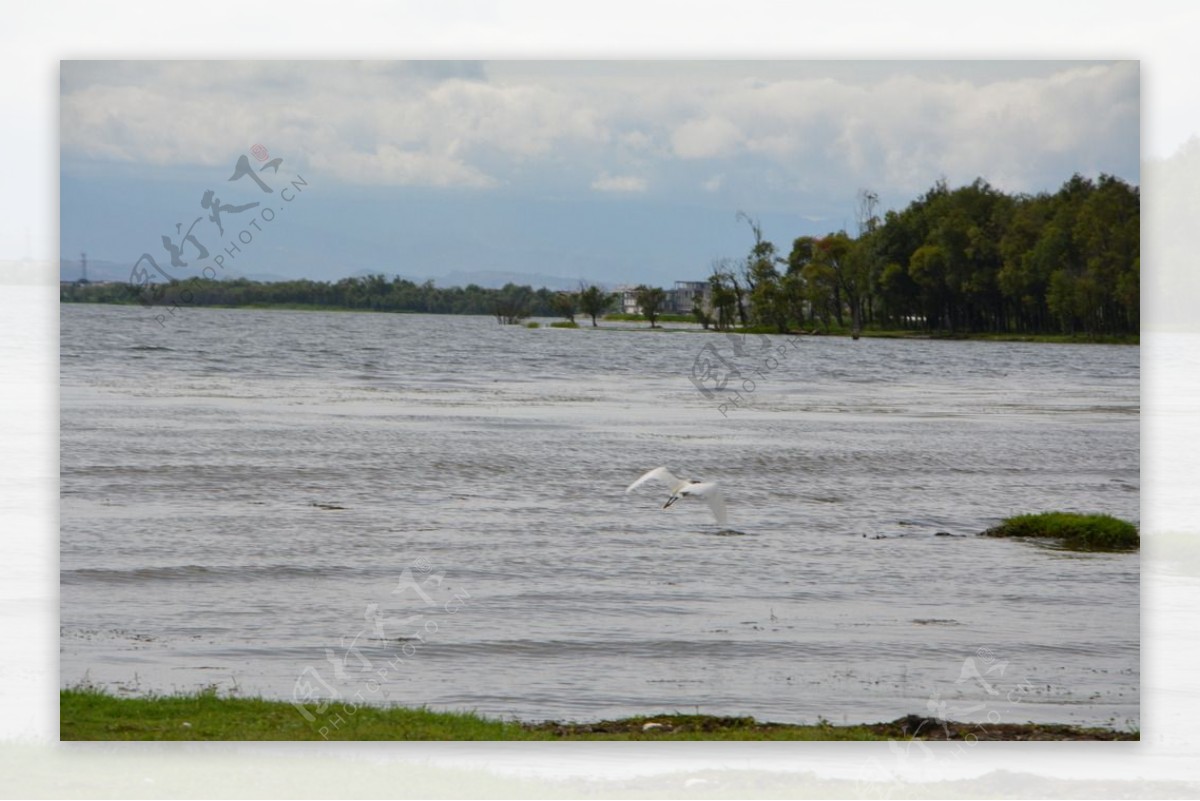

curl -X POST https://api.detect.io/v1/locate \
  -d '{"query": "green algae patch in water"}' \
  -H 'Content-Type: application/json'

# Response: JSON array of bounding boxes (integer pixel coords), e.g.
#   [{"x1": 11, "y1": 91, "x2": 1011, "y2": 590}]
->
[{"x1": 981, "y1": 512, "x2": 1139, "y2": 551}]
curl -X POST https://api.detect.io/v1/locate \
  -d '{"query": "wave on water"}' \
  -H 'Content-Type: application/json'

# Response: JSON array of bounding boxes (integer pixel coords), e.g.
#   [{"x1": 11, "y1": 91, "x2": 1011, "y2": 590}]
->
[{"x1": 60, "y1": 563, "x2": 396, "y2": 585}]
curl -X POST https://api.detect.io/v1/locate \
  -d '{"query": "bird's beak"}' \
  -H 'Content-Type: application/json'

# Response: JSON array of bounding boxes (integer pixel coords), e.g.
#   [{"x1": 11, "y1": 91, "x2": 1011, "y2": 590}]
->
[{"x1": 663, "y1": 497, "x2": 678, "y2": 509}]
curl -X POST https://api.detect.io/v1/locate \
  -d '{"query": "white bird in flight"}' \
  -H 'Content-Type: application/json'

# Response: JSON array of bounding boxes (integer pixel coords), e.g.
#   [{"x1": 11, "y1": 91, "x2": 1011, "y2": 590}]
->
[{"x1": 626, "y1": 466, "x2": 728, "y2": 526}]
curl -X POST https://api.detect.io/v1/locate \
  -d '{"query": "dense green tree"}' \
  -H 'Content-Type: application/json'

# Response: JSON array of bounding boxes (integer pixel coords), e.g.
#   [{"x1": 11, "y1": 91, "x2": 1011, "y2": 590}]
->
[
  {"x1": 551, "y1": 291, "x2": 577, "y2": 323},
  {"x1": 577, "y1": 284, "x2": 612, "y2": 327},
  {"x1": 998, "y1": 193, "x2": 1056, "y2": 333},
  {"x1": 784, "y1": 236, "x2": 820, "y2": 330},
  {"x1": 707, "y1": 268, "x2": 739, "y2": 331},
  {"x1": 633, "y1": 285, "x2": 667, "y2": 328},
  {"x1": 737, "y1": 212, "x2": 790, "y2": 333},
  {"x1": 494, "y1": 282, "x2": 533, "y2": 324}
]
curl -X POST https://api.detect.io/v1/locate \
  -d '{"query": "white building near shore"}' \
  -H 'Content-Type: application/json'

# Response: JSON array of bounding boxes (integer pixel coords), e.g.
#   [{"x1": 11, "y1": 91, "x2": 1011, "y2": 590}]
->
[{"x1": 616, "y1": 280, "x2": 711, "y2": 316}]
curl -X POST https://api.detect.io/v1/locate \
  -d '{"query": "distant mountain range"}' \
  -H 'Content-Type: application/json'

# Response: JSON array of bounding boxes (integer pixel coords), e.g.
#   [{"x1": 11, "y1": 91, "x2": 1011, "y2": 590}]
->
[{"x1": 60, "y1": 258, "x2": 610, "y2": 291}]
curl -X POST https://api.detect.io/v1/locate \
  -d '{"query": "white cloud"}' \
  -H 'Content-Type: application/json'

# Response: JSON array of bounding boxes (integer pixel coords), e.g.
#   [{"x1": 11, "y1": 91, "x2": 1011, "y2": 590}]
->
[
  {"x1": 590, "y1": 173, "x2": 647, "y2": 193},
  {"x1": 60, "y1": 61, "x2": 607, "y2": 188},
  {"x1": 620, "y1": 130, "x2": 653, "y2": 151},
  {"x1": 59, "y1": 61, "x2": 1139, "y2": 201},
  {"x1": 670, "y1": 116, "x2": 743, "y2": 159},
  {"x1": 308, "y1": 145, "x2": 497, "y2": 188},
  {"x1": 685, "y1": 62, "x2": 1139, "y2": 196}
]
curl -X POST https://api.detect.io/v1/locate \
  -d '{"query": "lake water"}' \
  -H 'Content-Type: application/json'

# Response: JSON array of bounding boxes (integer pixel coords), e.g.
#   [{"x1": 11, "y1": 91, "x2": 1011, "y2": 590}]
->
[{"x1": 60, "y1": 304, "x2": 1139, "y2": 731}]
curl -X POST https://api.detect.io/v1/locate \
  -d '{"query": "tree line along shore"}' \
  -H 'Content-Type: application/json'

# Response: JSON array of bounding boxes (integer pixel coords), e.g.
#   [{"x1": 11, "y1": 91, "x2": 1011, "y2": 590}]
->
[{"x1": 62, "y1": 173, "x2": 1137, "y2": 340}]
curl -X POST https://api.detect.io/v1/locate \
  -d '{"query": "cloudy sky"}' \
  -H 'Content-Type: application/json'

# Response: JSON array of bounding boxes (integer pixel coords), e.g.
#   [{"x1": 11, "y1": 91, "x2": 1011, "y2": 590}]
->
[{"x1": 59, "y1": 60, "x2": 1139, "y2": 287}]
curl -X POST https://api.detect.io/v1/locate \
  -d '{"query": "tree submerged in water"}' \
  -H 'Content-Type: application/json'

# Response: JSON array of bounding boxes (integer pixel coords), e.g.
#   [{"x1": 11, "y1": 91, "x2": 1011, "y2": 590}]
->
[
  {"x1": 493, "y1": 283, "x2": 533, "y2": 324},
  {"x1": 577, "y1": 283, "x2": 614, "y2": 327},
  {"x1": 633, "y1": 285, "x2": 667, "y2": 328}
]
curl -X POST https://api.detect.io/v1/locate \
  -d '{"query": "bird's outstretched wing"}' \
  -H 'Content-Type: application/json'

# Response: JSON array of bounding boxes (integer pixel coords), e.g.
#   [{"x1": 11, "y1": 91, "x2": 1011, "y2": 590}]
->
[
  {"x1": 626, "y1": 466, "x2": 679, "y2": 493},
  {"x1": 681, "y1": 481, "x2": 728, "y2": 526}
]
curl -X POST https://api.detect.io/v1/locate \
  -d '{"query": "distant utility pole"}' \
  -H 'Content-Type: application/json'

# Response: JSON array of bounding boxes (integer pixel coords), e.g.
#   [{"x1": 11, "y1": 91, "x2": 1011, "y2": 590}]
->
[{"x1": 80, "y1": 252, "x2": 89, "y2": 284}]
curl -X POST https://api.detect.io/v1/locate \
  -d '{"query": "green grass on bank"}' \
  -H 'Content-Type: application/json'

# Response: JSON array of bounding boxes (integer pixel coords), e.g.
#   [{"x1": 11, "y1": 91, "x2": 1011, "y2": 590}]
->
[
  {"x1": 60, "y1": 688, "x2": 519, "y2": 741},
  {"x1": 60, "y1": 689, "x2": 1135, "y2": 741},
  {"x1": 981, "y1": 512, "x2": 1140, "y2": 551}
]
